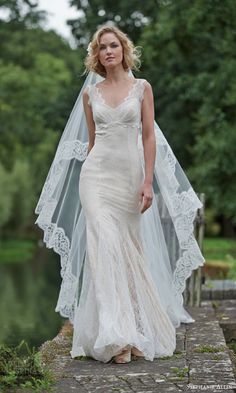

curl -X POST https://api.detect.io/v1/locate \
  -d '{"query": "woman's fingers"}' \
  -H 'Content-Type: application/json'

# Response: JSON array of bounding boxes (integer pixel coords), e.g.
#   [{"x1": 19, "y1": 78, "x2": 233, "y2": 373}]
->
[
  {"x1": 140, "y1": 195, "x2": 153, "y2": 213},
  {"x1": 139, "y1": 183, "x2": 153, "y2": 213}
]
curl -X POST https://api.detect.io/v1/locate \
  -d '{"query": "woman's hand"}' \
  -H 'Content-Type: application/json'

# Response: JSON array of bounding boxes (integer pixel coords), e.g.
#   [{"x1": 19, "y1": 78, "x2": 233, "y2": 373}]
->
[{"x1": 138, "y1": 182, "x2": 153, "y2": 214}]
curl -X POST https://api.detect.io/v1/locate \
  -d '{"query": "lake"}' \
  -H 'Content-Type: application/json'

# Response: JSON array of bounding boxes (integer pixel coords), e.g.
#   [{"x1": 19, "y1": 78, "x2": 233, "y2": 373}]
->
[{"x1": 0, "y1": 243, "x2": 64, "y2": 352}]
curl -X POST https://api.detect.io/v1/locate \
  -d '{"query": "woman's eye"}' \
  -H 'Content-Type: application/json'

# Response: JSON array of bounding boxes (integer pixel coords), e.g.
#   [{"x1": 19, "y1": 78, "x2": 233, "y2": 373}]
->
[{"x1": 100, "y1": 44, "x2": 118, "y2": 50}]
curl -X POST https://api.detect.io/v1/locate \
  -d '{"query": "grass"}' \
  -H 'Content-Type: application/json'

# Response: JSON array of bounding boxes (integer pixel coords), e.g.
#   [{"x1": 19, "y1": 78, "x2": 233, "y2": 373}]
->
[
  {"x1": 159, "y1": 351, "x2": 183, "y2": 360},
  {"x1": 203, "y1": 238, "x2": 236, "y2": 261},
  {"x1": 193, "y1": 344, "x2": 226, "y2": 353},
  {"x1": 228, "y1": 340, "x2": 236, "y2": 354},
  {"x1": 0, "y1": 239, "x2": 36, "y2": 264},
  {"x1": 169, "y1": 366, "x2": 189, "y2": 380},
  {"x1": 203, "y1": 237, "x2": 236, "y2": 280},
  {"x1": 0, "y1": 340, "x2": 56, "y2": 392}
]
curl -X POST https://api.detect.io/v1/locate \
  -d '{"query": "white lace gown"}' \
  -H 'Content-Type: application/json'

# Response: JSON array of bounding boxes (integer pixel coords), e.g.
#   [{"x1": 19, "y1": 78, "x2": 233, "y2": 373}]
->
[{"x1": 70, "y1": 78, "x2": 176, "y2": 363}]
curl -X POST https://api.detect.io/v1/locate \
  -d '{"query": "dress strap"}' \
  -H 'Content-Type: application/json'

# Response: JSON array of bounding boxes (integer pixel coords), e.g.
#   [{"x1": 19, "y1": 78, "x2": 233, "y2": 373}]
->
[{"x1": 135, "y1": 79, "x2": 146, "y2": 103}]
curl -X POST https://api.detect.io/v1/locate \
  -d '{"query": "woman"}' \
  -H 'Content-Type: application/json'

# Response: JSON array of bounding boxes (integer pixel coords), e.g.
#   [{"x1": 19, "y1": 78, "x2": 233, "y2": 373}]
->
[{"x1": 35, "y1": 25, "x2": 205, "y2": 364}]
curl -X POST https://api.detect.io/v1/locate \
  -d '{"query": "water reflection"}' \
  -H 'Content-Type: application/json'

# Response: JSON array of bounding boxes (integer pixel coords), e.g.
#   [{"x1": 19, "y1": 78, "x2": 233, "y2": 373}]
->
[{"x1": 0, "y1": 245, "x2": 64, "y2": 350}]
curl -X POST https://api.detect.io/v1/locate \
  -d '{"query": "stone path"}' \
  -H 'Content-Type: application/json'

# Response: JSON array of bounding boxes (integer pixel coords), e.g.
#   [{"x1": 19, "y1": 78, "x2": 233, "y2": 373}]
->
[
  {"x1": 213, "y1": 298, "x2": 236, "y2": 343},
  {"x1": 39, "y1": 301, "x2": 236, "y2": 393},
  {"x1": 202, "y1": 279, "x2": 236, "y2": 300}
]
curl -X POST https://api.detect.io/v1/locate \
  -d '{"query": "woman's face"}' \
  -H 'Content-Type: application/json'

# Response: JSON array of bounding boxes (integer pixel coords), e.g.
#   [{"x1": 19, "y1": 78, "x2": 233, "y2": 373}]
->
[{"x1": 98, "y1": 32, "x2": 123, "y2": 69}]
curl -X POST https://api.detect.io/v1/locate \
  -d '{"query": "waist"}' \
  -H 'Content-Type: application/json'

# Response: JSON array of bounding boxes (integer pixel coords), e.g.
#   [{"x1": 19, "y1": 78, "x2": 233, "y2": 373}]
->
[{"x1": 95, "y1": 121, "x2": 141, "y2": 135}]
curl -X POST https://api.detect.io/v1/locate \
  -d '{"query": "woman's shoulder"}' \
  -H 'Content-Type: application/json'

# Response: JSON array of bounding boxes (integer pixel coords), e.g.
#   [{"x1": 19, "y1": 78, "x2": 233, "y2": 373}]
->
[
  {"x1": 83, "y1": 84, "x2": 93, "y2": 95},
  {"x1": 83, "y1": 84, "x2": 94, "y2": 107},
  {"x1": 135, "y1": 78, "x2": 153, "y2": 95},
  {"x1": 135, "y1": 78, "x2": 152, "y2": 89}
]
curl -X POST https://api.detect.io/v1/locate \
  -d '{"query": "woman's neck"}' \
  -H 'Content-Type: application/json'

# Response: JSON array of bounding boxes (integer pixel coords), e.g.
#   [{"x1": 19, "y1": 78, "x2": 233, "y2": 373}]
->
[{"x1": 104, "y1": 65, "x2": 131, "y2": 84}]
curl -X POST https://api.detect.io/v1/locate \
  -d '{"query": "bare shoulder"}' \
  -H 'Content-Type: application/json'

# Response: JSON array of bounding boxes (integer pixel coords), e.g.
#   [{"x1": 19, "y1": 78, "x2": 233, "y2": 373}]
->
[
  {"x1": 136, "y1": 79, "x2": 153, "y2": 103},
  {"x1": 143, "y1": 79, "x2": 152, "y2": 91},
  {"x1": 136, "y1": 78, "x2": 152, "y2": 93}
]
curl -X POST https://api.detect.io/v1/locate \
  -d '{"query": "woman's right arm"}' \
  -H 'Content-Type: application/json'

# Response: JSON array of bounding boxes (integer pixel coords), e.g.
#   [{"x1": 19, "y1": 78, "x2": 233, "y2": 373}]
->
[{"x1": 83, "y1": 87, "x2": 95, "y2": 155}]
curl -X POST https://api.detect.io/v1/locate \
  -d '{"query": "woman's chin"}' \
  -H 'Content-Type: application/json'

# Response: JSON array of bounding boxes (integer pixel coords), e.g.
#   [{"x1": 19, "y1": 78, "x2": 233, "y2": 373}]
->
[{"x1": 104, "y1": 62, "x2": 122, "y2": 70}]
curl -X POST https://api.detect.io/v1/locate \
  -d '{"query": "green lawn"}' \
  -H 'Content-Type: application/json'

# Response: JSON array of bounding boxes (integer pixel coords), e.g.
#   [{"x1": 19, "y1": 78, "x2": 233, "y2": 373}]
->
[
  {"x1": 0, "y1": 239, "x2": 37, "y2": 264},
  {"x1": 203, "y1": 237, "x2": 236, "y2": 280}
]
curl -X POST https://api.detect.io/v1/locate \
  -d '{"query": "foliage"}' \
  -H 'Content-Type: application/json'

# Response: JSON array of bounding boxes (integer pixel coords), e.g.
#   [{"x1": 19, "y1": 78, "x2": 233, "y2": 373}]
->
[
  {"x1": 0, "y1": 340, "x2": 55, "y2": 391},
  {"x1": 68, "y1": 0, "x2": 163, "y2": 46},
  {"x1": 0, "y1": 163, "x2": 16, "y2": 229},
  {"x1": 0, "y1": 0, "x2": 84, "y2": 235},
  {"x1": 0, "y1": 238, "x2": 36, "y2": 263},
  {"x1": 139, "y1": 0, "x2": 236, "y2": 224}
]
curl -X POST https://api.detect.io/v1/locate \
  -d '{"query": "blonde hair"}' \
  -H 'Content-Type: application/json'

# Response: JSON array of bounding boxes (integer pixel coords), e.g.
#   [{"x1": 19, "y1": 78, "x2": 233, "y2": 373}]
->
[{"x1": 84, "y1": 25, "x2": 141, "y2": 77}]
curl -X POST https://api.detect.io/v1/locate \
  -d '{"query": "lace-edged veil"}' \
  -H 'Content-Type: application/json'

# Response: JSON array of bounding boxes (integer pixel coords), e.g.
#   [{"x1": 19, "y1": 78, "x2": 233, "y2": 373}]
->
[{"x1": 34, "y1": 69, "x2": 205, "y2": 328}]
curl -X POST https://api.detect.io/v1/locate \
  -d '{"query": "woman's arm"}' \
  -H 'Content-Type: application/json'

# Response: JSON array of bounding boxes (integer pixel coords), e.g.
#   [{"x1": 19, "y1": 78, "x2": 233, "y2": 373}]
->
[
  {"x1": 139, "y1": 80, "x2": 156, "y2": 213},
  {"x1": 83, "y1": 87, "x2": 95, "y2": 154}
]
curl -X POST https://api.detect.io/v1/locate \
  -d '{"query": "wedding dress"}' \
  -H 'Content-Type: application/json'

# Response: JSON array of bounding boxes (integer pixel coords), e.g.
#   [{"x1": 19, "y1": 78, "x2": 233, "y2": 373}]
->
[
  {"x1": 34, "y1": 72, "x2": 205, "y2": 364},
  {"x1": 70, "y1": 78, "x2": 176, "y2": 362}
]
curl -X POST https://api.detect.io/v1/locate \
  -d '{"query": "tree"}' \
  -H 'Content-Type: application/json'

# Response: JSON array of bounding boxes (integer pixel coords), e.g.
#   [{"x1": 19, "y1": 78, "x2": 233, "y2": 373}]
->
[
  {"x1": 68, "y1": 0, "x2": 164, "y2": 47},
  {"x1": 139, "y1": 0, "x2": 236, "y2": 226},
  {"x1": 0, "y1": 0, "x2": 85, "y2": 234}
]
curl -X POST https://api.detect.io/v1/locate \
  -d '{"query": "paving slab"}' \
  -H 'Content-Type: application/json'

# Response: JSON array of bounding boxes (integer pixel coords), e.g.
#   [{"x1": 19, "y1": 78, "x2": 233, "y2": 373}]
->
[{"x1": 36, "y1": 301, "x2": 236, "y2": 393}]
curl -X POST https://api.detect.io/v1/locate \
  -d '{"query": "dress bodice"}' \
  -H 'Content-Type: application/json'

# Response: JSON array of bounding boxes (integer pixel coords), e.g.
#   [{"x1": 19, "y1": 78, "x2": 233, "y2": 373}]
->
[{"x1": 87, "y1": 78, "x2": 146, "y2": 133}]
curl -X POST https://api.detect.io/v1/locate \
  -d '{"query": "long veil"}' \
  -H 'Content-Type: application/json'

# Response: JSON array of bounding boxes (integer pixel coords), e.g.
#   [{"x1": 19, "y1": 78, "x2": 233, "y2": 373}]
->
[{"x1": 34, "y1": 70, "x2": 205, "y2": 328}]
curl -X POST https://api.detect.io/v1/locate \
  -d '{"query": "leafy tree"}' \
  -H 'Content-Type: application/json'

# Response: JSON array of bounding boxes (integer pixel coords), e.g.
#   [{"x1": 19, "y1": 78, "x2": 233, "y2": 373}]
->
[
  {"x1": 68, "y1": 0, "x2": 164, "y2": 46},
  {"x1": 0, "y1": 0, "x2": 85, "y2": 234},
  {"x1": 139, "y1": 0, "x2": 236, "y2": 227},
  {"x1": 0, "y1": 163, "x2": 16, "y2": 232},
  {"x1": 0, "y1": 0, "x2": 45, "y2": 27}
]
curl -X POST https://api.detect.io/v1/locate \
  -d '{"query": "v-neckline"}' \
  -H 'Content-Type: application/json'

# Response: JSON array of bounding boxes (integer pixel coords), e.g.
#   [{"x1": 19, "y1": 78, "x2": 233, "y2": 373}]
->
[{"x1": 94, "y1": 78, "x2": 138, "y2": 110}]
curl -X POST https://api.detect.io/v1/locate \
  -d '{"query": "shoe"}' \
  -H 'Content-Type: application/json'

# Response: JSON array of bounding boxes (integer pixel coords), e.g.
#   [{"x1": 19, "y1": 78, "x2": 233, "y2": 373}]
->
[
  {"x1": 113, "y1": 347, "x2": 131, "y2": 364},
  {"x1": 131, "y1": 347, "x2": 144, "y2": 358}
]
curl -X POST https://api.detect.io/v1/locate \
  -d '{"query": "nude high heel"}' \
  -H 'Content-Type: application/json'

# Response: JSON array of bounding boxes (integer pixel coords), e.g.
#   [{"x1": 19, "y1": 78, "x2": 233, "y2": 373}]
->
[
  {"x1": 131, "y1": 347, "x2": 144, "y2": 358},
  {"x1": 114, "y1": 347, "x2": 131, "y2": 364}
]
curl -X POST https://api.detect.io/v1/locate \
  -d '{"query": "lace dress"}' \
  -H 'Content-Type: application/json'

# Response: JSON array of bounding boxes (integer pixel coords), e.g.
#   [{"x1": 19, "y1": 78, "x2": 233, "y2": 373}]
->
[{"x1": 70, "y1": 78, "x2": 176, "y2": 363}]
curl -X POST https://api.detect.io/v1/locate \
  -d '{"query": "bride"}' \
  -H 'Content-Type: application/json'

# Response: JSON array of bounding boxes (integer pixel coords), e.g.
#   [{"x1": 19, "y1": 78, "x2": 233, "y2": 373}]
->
[{"x1": 34, "y1": 25, "x2": 205, "y2": 364}]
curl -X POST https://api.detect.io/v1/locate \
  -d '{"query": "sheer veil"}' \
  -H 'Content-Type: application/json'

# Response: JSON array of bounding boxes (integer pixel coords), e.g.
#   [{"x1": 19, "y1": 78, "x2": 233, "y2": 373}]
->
[{"x1": 34, "y1": 70, "x2": 205, "y2": 328}]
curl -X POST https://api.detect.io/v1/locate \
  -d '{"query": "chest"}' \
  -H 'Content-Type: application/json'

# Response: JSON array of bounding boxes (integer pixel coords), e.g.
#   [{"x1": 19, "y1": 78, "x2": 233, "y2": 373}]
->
[{"x1": 92, "y1": 96, "x2": 142, "y2": 124}]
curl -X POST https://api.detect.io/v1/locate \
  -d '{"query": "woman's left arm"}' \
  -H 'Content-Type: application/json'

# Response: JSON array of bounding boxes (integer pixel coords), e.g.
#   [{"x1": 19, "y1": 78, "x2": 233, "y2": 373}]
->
[{"x1": 139, "y1": 80, "x2": 156, "y2": 214}]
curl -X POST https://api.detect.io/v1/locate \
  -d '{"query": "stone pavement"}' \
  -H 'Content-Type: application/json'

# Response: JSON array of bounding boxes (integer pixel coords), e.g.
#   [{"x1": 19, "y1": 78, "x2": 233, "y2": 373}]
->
[
  {"x1": 202, "y1": 279, "x2": 236, "y2": 300},
  {"x1": 39, "y1": 301, "x2": 236, "y2": 393},
  {"x1": 213, "y1": 298, "x2": 236, "y2": 343}
]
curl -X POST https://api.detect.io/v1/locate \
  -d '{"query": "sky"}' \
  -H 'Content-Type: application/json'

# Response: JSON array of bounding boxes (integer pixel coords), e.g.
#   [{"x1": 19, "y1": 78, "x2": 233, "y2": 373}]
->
[{"x1": 37, "y1": 0, "x2": 81, "y2": 46}]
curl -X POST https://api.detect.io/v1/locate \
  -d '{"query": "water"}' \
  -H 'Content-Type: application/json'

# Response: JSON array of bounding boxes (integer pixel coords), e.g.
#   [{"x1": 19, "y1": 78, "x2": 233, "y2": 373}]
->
[{"x1": 0, "y1": 244, "x2": 64, "y2": 351}]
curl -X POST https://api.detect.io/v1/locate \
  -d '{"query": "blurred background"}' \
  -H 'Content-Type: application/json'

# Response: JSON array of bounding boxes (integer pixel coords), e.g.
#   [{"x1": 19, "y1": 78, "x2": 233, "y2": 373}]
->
[{"x1": 0, "y1": 0, "x2": 236, "y2": 353}]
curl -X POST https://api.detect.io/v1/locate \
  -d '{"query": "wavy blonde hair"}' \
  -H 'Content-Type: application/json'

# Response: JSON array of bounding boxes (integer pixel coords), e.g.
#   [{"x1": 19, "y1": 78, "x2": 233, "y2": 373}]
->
[{"x1": 84, "y1": 25, "x2": 141, "y2": 77}]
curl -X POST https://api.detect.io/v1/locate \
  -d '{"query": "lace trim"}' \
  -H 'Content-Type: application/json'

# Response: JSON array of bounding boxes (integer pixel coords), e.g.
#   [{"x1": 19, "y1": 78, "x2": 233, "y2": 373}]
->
[
  {"x1": 35, "y1": 217, "x2": 77, "y2": 323},
  {"x1": 90, "y1": 79, "x2": 146, "y2": 109},
  {"x1": 35, "y1": 140, "x2": 88, "y2": 214},
  {"x1": 137, "y1": 132, "x2": 205, "y2": 301}
]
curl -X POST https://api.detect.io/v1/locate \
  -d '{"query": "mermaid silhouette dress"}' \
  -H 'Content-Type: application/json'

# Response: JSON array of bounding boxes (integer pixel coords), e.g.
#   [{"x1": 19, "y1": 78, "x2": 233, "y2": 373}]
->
[{"x1": 70, "y1": 78, "x2": 176, "y2": 363}]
